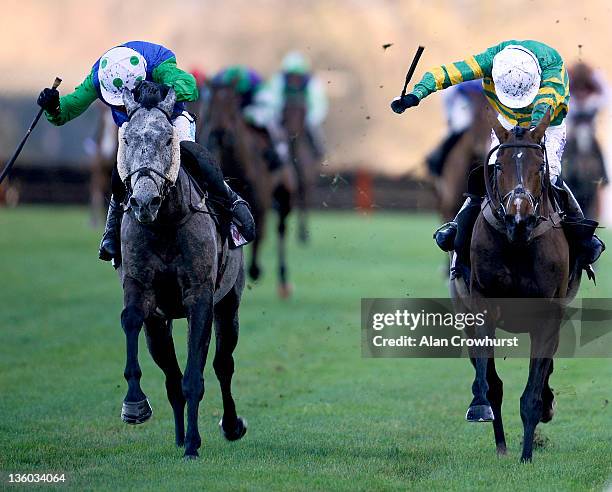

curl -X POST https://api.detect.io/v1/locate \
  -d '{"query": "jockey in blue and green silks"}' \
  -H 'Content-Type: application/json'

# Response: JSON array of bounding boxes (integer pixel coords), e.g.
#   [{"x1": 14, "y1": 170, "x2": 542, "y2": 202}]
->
[
  {"x1": 37, "y1": 41, "x2": 255, "y2": 262},
  {"x1": 390, "y1": 40, "x2": 604, "y2": 276}
]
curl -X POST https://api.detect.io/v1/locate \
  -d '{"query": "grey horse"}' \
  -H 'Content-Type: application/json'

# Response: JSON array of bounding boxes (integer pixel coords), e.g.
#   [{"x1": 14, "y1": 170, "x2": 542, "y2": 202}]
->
[{"x1": 116, "y1": 86, "x2": 247, "y2": 458}]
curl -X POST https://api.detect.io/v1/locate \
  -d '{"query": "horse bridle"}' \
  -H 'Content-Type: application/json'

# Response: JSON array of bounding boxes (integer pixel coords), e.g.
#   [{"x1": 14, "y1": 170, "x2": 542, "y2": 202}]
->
[
  {"x1": 484, "y1": 139, "x2": 551, "y2": 221},
  {"x1": 122, "y1": 106, "x2": 175, "y2": 206}
]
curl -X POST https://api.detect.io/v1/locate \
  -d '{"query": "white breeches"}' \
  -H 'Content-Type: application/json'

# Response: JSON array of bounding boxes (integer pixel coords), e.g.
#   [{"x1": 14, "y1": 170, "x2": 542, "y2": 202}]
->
[
  {"x1": 172, "y1": 111, "x2": 196, "y2": 142},
  {"x1": 488, "y1": 115, "x2": 566, "y2": 180}
]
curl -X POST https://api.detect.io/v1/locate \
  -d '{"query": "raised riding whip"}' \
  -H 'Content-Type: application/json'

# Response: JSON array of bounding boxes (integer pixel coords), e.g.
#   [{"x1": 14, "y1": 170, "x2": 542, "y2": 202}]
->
[
  {"x1": 400, "y1": 46, "x2": 425, "y2": 98},
  {"x1": 0, "y1": 77, "x2": 62, "y2": 185}
]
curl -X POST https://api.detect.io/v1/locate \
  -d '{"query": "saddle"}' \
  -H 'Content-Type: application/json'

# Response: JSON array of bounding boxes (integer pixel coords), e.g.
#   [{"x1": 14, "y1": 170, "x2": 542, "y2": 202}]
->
[{"x1": 455, "y1": 166, "x2": 595, "y2": 286}]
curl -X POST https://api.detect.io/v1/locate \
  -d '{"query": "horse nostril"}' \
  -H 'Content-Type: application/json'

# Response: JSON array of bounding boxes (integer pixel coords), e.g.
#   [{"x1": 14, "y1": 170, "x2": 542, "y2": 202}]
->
[
  {"x1": 129, "y1": 197, "x2": 139, "y2": 209},
  {"x1": 150, "y1": 196, "x2": 161, "y2": 208}
]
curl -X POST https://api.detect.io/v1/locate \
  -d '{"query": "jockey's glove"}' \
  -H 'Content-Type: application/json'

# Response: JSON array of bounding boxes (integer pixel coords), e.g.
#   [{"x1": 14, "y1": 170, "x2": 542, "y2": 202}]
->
[
  {"x1": 37, "y1": 88, "x2": 60, "y2": 115},
  {"x1": 390, "y1": 94, "x2": 419, "y2": 114}
]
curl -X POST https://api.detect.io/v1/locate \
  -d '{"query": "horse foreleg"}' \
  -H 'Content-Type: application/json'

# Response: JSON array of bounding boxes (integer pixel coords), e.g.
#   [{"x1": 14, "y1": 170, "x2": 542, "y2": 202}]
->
[
  {"x1": 290, "y1": 142, "x2": 308, "y2": 244},
  {"x1": 540, "y1": 360, "x2": 555, "y2": 423},
  {"x1": 120, "y1": 282, "x2": 152, "y2": 424},
  {"x1": 486, "y1": 358, "x2": 507, "y2": 454},
  {"x1": 520, "y1": 314, "x2": 560, "y2": 462},
  {"x1": 249, "y1": 208, "x2": 264, "y2": 281},
  {"x1": 275, "y1": 185, "x2": 292, "y2": 298},
  {"x1": 182, "y1": 289, "x2": 214, "y2": 458},
  {"x1": 144, "y1": 317, "x2": 186, "y2": 446},
  {"x1": 213, "y1": 285, "x2": 247, "y2": 441},
  {"x1": 465, "y1": 318, "x2": 495, "y2": 422}
]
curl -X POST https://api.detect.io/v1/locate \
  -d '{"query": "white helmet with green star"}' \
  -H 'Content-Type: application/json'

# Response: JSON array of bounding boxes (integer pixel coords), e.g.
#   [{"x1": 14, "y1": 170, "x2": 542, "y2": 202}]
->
[{"x1": 98, "y1": 46, "x2": 147, "y2": 105}]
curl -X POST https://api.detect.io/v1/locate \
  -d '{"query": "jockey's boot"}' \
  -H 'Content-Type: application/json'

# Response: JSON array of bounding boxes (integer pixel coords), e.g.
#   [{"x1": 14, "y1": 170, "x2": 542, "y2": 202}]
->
[
  {"x1": 180, "y1": 141, "x2": 256, "y2": 246},
  {"x1": 434, "y1": 196, "x2": 482, "y2": 252},
  {"x1": 558, "y1": 179, "x2": 605, "y2": 266},
  {"x1": 225, "y1": 183, "x2": 256, "y2": 245},
  {"x1": 99, "y1": 196, "x2": 124, "y2": 261},
  {"x1": 434, "y1": 196, "x2": 482, "y2": 279}
]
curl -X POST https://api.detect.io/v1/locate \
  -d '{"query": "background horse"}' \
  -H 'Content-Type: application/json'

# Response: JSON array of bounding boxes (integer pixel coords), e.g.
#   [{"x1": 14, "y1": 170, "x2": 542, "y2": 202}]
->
[
  {"x1": 434, "y1": 92, "x2": 490, "y2": 222},
  {"x1": 89, "y1": 104, "x2": 116, "y2": 226},
  {"x1": 283, "y1": 88, "x2": 320, "y2": 244},
  {"x1": 562, "y1": 113, "x2": 608, "y2": 218},
  {"x1": 204, "y1": 81, "x2": 293, "y2": 297},
  {"x1": 117, "y1": 86, "x2": 247, "y2": 458},
  {"x1": 452, "y1": 111, "x2": 583, "y2": 462}
]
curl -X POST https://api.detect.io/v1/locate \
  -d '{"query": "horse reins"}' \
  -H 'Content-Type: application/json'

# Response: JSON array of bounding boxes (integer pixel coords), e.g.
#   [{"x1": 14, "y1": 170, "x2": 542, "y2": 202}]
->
[
  {"x1": 484, "y1": 140, "x2": 551, "y2": 221},
  {"x1": 122, "y1": 106, "x2": 175, "y2": 208}
]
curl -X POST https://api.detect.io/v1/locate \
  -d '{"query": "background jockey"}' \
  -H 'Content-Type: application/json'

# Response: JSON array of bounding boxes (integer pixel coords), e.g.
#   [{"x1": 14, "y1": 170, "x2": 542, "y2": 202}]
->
[
  {"x1": 251, "y1": 51, "x2": 329, "y2": 160},
  {"x1": 211, "y1": 65, "x2": 287, "y2": 172},
  {"x1": 391, "y1": 40, "x2": 604, "y2": 277},
  {"x1": 567, "y1": 61, "x2": 609, "y2": 127},
  {"x1": 426, "y1": 79, "x2": 484, "y2": 177},
  {"x1": 36, "y1": 41, "x2": 254, "y2": 263}
]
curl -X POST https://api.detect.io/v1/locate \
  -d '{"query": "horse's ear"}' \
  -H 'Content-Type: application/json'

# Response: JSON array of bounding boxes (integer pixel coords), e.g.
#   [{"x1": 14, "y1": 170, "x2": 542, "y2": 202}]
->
[
  {"x1": 486, "y1": 106, "x2": 508, "y2": 142},
  {"x1": 122, "y1": 88, "x2": 140, "y2": 117},
  {"x1": 158, "y1": 87, "x2": 176, "y2": 116},
  {"x1": 531, "y1": 109, "x2": 551, "y2": 142}
]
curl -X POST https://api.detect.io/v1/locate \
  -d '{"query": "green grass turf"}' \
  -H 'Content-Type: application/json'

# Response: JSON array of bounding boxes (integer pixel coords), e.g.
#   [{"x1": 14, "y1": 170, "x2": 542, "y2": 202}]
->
[{"x1": 0, "y1": 207, "x2": 610, "y2": 491}]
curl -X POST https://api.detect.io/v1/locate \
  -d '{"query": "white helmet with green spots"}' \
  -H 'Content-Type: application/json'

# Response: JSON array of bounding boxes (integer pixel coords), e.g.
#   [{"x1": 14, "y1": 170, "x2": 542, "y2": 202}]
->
[{"x1": 98, "y1": 46, "x2": 147, "y2": 105}]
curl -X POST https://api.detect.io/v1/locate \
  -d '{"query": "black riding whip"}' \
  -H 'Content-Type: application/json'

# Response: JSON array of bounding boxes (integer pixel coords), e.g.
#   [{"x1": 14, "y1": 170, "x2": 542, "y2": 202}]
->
[
  {"x1": 400, "y1": 46, "x2": 425, "y2": 98},
  {"x1": 0, "y1": 77, "x2": 62, "y2": 185}
]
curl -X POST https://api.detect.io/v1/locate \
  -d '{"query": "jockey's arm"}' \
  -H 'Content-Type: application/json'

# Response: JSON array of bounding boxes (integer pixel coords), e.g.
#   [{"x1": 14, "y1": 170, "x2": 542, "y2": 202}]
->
[
  {"x1": 45, "y1": 72, "x2": 98, "y2": 126},
  {"x1": 409, "y1": 50, "x2": 494, "y2": 101},
  {"x1": 152, "y1": 57, "x2": 198, "y2": 102},
  {"x1": 306, "y1": 77, "x2": 328, "y2": 126},
  {"x1": 530, "y1": 63, "x2": 569, "y2": 127}
]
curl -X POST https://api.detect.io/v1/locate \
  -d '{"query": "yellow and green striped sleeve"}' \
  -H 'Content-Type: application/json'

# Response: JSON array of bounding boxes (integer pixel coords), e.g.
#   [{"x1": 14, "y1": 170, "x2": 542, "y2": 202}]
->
[
  {"x1": 531, "y1": 62, "x2": 569, "y2": 126},
  {"x1": 410, "y1": 52, "x2": 493, "y2": 100}
]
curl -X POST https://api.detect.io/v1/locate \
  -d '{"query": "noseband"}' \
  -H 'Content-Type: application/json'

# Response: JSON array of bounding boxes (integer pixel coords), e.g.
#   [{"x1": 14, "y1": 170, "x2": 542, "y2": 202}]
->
[{"x1": 484, "y1": 139, "x2": 550, "y2": 221}]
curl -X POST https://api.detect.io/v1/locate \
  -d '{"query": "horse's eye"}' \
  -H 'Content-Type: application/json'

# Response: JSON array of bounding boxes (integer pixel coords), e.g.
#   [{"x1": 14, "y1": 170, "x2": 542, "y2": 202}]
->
[
  {"x1": 166, "y1": 138, "x2": 172, "y2": 146},
  {"x1": 123, "y1": 138, "x2": 128, "y2": 145}
]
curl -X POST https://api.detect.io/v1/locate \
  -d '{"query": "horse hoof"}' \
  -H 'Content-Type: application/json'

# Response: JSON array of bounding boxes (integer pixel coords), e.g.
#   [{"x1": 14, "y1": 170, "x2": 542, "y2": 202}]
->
[
  {"x1": 465, "y1": 404, "x2": 494, "y2": 422},
  {"x1": 183, "y1": 452, "x2": 199, "y2": 460},
  {"x1": 496, "y1": 444, "x2": 508, "y2": 456},
  {"x1": 121, "y1": 398, "x2": 152, "y2": 425},
  {"x1": 278, "y1": 283, "x2": 293, "y2": 299},
  {"x1": 219, "y1": 416, "x2": 248, "y2": 441}
]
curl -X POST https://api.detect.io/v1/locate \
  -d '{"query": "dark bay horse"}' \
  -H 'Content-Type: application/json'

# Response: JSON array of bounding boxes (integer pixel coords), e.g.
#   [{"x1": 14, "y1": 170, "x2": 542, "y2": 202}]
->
[
  {"x1": 434, "y1": 93, "x2": 490, "y2": 222},
  {"x1": 562, "y1": 114, "x2": 608, "y2": 218},
  {"x1": 452, "y1": 111, "x2": 584, "y2": 462},
  {"x1": 283, "y1": 89, "x2": 320, "y2": 244},
  {"x1": 204, "y1": 81, "x2": 293, "y2": 297},
  {"x1": 117, "y1": 86, "x2": 247, "y2": 458}
]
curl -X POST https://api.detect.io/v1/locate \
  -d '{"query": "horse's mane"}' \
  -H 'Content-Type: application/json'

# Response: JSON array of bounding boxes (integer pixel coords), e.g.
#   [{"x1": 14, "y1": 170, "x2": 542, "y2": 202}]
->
[{"x1": 133, "y1": 81, "x2": 169, "y2": 110}]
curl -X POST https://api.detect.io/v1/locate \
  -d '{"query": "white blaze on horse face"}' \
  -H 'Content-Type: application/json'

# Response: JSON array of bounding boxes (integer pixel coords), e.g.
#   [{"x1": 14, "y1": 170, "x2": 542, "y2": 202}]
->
[{"x1": 514, "y1": 197, "x2": 523, "y2": 223}]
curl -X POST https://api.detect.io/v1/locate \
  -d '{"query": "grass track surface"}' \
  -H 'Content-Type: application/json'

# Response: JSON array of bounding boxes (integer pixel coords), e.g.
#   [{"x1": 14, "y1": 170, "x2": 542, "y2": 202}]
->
[{"x1": 1, "y1": 207, "x2": 611, "y2": 491}]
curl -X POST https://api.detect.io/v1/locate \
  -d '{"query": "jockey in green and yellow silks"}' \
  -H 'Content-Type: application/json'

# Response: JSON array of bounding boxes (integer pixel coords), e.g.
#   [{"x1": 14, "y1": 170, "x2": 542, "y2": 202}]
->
[{"x1": 391, "y1": 40, "x2": 603, "y2": 278}]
